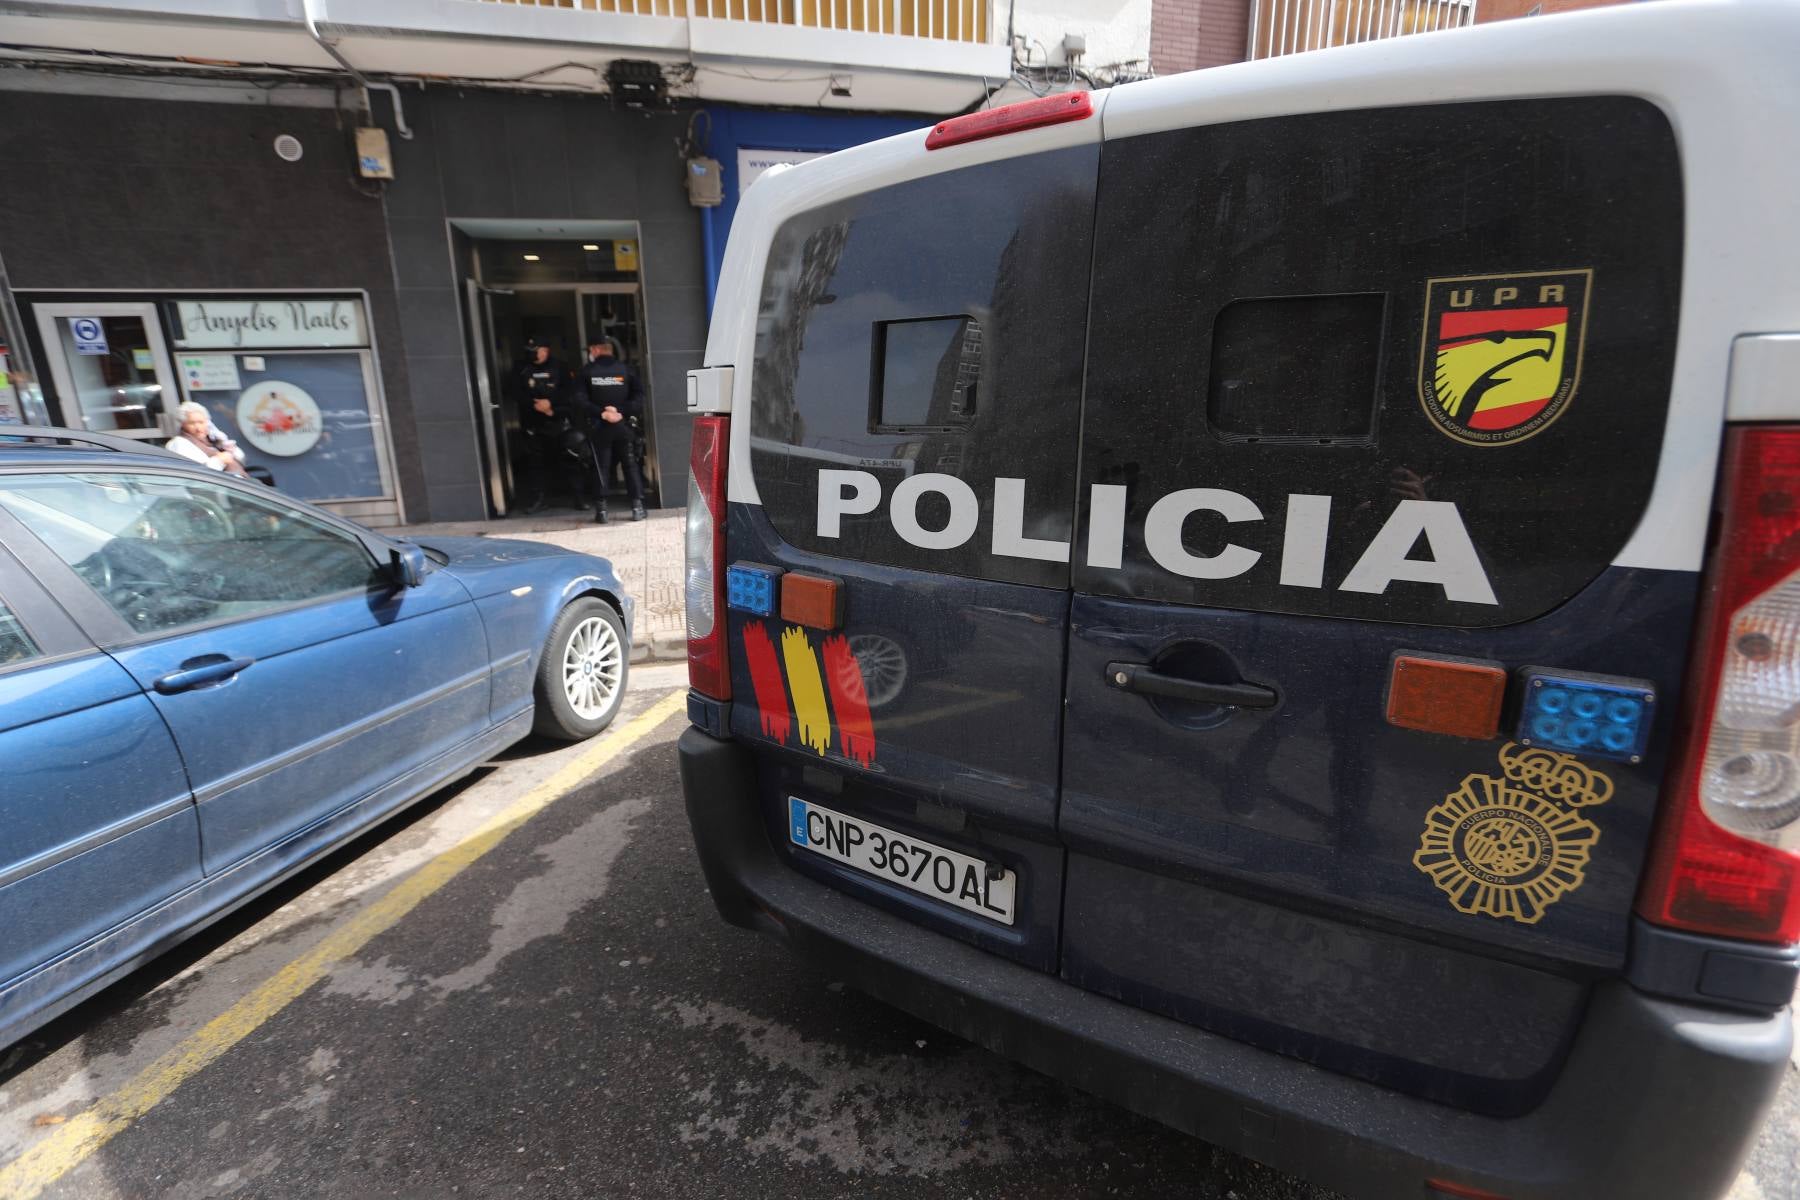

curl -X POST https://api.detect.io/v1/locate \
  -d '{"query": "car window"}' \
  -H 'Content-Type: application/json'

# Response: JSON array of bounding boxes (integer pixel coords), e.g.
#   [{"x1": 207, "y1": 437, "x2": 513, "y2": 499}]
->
[
  {"x1": 0, "y1": 596, "x2": 38, "y2": 666},
  {"x1": 0, "y1": 472, "x2": 381, "y2": 637}
]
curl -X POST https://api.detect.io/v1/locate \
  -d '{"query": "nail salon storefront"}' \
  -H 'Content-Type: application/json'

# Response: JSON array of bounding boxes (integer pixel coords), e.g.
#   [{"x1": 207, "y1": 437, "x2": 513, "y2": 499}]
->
[{"x1": 13, "y1": 291, "x2": 404, "y2": 528}]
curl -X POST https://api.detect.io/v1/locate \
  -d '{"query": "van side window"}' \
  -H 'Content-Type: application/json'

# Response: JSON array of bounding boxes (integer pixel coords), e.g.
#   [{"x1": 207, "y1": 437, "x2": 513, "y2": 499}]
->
[
  {"x1": 873, "y1": 316, "x2": 980, "y2": 431},
  {"x1": 750, "y1": 147, "x2": 1098, "y2": 588},
  {"x1": 1208, "y1": 294, "x2": 1385, "y2": 445}
]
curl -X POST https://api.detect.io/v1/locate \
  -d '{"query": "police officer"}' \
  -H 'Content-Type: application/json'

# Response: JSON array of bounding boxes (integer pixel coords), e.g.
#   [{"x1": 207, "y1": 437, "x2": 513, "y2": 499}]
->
[
  {"x1": 579, "y1": 338, "x2": 647, "y2": 523},
  {"x1": 509, "y1": 339, "x2": 573, "y2": 514}
]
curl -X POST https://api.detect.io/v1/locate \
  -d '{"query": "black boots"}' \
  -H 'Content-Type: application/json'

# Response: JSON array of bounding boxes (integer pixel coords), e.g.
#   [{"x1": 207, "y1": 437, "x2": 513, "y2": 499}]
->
[{"x1": 592, "y1": 498, "x2": 643, "y2": 524}]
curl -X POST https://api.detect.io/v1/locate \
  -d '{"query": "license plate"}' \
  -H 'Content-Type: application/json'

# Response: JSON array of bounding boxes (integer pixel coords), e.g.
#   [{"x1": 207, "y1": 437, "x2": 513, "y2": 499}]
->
[{"x1": 787, "y1": 797, "x2": 1016, "y2": 925}]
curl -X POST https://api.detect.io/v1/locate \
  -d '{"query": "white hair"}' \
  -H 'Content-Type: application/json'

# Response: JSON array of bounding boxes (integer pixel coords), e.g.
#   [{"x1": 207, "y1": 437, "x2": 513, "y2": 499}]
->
[{"x1": 176, "y1": 401, "x2": 209, "y2": 423}]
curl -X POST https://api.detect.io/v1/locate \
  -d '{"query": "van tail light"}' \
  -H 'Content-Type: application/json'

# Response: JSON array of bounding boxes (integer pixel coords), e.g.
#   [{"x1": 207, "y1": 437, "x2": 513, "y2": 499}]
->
[
  {"x1": 1637, "y1": 425, "x2": 1800, "y2": 943},
  {"x1": 686, "y1": 414, "x2": 731, "y2": 701}
]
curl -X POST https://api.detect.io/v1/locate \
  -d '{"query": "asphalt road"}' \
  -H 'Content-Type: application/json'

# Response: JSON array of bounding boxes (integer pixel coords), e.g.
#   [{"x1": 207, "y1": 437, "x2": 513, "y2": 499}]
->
[{"x1": 0, "y1": 667, "x2": 1793, "y2": 1200}]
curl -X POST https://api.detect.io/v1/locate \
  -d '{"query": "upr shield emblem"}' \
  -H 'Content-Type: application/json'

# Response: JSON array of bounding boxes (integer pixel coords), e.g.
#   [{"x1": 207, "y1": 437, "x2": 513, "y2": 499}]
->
[{"x1": 1418, "y1": 269, "x2": 1592, "y2": 446}]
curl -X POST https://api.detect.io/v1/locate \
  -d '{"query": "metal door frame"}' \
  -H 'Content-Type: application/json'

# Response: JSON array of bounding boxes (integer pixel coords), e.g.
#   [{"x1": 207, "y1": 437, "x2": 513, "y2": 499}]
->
[
  {"x1": 464, "y1": 278, "x2": 512, "y2": 516},
  {"x1": 30, "y1": 301, "x2": 180, "y2": 440}
]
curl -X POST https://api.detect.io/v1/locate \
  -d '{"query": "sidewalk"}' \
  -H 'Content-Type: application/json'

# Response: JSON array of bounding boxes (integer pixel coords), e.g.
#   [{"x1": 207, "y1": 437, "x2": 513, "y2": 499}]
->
[{"x1": 397, "y1": 507, "x2": 687, "y2": 662}]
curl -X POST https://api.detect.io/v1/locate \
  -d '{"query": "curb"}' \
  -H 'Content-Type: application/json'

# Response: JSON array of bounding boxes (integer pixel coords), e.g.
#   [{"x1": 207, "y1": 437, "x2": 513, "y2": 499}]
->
[{"x1": 631, "y1": 633, "x2": 687, "y2": 663}]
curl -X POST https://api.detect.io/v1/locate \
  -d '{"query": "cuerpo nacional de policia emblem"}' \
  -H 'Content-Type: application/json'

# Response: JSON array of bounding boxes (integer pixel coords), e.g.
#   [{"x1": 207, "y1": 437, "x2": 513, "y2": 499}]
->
[
  {"x1": 1413, "y1": 742, "x2": 1615, "y2": 925},
  {"x1": 1419, "y1": 269, "x2": 1592, "y2": 446}
]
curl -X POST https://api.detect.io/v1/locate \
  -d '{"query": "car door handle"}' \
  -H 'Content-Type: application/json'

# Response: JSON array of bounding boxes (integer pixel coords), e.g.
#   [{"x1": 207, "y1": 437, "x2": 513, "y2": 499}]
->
[
  {"x1": 154, "y1": 656, "x2": 255, "y2": 694},
  {"x1": 1105, "y1": 661, "x2": 1278, "y2": 709}
]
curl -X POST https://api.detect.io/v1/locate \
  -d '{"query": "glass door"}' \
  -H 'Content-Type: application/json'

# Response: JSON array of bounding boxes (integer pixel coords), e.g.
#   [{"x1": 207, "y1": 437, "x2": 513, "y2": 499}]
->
[{"x1": 32, "y1": 302, "x2": 179, "y2": 440}]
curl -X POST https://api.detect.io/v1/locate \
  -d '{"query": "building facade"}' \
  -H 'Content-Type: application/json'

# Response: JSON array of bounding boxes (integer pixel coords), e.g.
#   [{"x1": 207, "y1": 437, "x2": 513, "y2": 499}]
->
[
  {"x1": 0, "y1": 3, "x2": 1002, "y2": 523},
  {"x1": 0, "y1": 0, "x2": 1550, "y2": 523}
]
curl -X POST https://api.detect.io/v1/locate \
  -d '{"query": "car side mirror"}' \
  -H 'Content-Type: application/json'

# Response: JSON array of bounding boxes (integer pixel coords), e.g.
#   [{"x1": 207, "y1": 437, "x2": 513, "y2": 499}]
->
[{"x1": 390, "y1": 543, "x2": 428, "y2": 589}]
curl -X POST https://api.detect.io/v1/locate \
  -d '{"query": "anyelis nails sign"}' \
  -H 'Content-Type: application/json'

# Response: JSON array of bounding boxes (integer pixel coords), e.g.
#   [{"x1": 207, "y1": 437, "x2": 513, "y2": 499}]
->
[{"x1": 171, "y1": 298, "x2": 369, "y2": 350}]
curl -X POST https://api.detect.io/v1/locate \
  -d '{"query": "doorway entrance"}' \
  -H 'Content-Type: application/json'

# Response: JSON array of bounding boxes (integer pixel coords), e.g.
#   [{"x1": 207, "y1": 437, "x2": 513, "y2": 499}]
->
[
  {"x1": 30, "y1": 301, "x2": 180, "y2": 440},
  {"x1": 457, "y1": 223, "x2": 658, "y2": 518}
]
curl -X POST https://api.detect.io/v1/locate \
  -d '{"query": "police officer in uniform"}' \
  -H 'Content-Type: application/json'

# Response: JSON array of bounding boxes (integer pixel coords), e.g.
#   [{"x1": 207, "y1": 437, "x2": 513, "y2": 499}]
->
[
  {"x1": 509, "y1": 339, "x2": 573, "y2": 514},
  {"x1": 579, "y1": 338, "x2": 647, "y2": 523}
]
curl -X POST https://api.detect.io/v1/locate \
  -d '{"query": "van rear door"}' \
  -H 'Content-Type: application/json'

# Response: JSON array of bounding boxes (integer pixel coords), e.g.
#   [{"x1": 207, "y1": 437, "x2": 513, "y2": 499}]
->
[
  {"x1": 726, "y1": 135, "x2": 1098, "y2": 971},
  {"x1": 1059, "y1": 96, "x2": 1687, "y2": 1114}
]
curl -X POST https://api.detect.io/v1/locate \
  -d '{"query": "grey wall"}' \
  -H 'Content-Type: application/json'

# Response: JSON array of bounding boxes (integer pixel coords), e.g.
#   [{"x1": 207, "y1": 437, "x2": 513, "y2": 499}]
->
[
  {"x1": 384, "y1": 88, "x2": 708, "y2": 519},
  {"x1": 0, "y1": 88, "x2": 428, "y2": 516}
]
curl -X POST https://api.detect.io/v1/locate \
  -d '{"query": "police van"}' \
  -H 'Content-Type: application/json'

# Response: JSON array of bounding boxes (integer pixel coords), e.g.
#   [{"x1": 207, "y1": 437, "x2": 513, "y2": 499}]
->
[{"x1": 677, "y1": 2, "x2": 1800, "y2": 1195}]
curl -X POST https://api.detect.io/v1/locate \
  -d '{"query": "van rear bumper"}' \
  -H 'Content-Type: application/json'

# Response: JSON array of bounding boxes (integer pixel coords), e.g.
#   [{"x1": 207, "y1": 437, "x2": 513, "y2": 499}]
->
[{"x1": 679, "y1": 726, "x2": 1790, "y2": 1200}]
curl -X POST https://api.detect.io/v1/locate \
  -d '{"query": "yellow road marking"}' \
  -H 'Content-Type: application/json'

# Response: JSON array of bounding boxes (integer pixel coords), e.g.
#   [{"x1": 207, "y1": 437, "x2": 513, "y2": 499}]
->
[{"x1": 0, "y1": 688, "x2": 688, "y2": 1200}]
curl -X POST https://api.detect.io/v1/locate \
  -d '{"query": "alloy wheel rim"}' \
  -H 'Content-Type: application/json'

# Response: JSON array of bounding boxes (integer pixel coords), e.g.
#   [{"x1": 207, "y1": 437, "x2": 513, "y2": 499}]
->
[{"x1": 562, "y1": 615, "x2": 622, "y2": 720}]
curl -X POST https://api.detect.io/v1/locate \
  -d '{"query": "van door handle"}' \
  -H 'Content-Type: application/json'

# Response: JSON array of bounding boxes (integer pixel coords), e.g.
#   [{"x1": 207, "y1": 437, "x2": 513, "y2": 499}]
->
[
  {"x1": 1105, "y1": 662, "x2": 1278, "y2": 709},
  {"x1": 154, "y1": 656, "x2": 255, "y2": 694}
]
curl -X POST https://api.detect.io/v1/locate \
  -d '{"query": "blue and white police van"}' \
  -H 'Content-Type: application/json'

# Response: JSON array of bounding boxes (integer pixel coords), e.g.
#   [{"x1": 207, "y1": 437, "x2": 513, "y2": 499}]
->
[{"x1": 677, "y1": 2, "x2": 1800, "y2": 1195}]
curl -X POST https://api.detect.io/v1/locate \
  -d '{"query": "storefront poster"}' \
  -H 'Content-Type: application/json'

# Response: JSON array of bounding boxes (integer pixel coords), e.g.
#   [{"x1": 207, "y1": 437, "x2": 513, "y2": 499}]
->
[
  {"x1": 185, "y1": 351, "x2": 385, "y2": 500},
  {"x1": 0, "y1": 351, "x2": 16, "y2": 425},
  {"x1": 180, "y1": 354, "x2": 241, "y2": 392},
  {"x1": 236, "y1": 381, "x2": 323, "y2": 456}
]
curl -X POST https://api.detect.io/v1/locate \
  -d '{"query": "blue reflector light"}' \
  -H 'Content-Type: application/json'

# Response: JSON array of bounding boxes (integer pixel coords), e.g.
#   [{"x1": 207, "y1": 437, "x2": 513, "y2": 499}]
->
[
  {"x1": 726, "y1": 563, "x2": 780, "y2": 617},
  {"x1": 1516, "y1": 669, "x2": 1655, "y2": 763}
]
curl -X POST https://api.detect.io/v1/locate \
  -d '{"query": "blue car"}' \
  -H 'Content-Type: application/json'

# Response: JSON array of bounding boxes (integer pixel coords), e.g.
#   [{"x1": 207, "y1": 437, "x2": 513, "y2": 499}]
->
[{"x1": 0, "y1": 428, "x2": 632, "y2": 1048}]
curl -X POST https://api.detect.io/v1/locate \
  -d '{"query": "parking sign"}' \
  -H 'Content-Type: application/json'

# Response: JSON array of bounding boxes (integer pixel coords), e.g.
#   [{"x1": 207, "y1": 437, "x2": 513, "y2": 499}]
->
[{"x1": 69, "y1": 317, "x2": 108, "y2": 356}]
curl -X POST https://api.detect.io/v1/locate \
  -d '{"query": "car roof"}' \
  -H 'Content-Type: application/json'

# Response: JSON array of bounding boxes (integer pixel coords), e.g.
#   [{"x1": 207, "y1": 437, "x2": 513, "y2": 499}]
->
[
  {"x1": 0, "y1": 447, "x2": 202, "y2": 472},
  {"x1": 0, "y1": 428, "x2": 206, "y2": 474}
]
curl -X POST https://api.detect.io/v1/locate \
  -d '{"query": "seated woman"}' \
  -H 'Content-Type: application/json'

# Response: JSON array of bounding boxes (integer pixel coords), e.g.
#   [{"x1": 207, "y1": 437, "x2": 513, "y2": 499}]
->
[{"x1": 166, "y1": 402, "x2": 249, "y2": 477}]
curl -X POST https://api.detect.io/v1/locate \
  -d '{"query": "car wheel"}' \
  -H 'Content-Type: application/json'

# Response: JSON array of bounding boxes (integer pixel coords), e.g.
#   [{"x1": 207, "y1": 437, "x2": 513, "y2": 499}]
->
[{"x1": 533, "y1": 597, "x2": 628, "y2": 740}]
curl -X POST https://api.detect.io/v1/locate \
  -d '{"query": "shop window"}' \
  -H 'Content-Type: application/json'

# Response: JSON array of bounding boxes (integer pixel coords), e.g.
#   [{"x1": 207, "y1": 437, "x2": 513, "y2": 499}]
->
[{"x1": 168, "y1": 297, "x2": 396, "y2": 504}]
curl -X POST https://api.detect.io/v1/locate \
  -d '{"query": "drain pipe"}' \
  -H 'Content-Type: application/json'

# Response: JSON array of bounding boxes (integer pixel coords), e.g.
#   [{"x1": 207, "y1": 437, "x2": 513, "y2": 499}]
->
[
  {"x1": 301, "y1": 0, "x2": 414, "y2": 139},
  {"x1": 365, "y1": 82, "x2": 414, "y2": 140}
]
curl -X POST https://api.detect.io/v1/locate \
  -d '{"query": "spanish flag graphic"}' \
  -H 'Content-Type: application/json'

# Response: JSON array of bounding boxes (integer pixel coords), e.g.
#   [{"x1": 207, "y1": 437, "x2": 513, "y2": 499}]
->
[
  {"x1": 1433, "y1": 306, "x2": 1568, "y2": 433},
  {"x1": 740, "y1": 620, "x2": 879, "y2": 768}
]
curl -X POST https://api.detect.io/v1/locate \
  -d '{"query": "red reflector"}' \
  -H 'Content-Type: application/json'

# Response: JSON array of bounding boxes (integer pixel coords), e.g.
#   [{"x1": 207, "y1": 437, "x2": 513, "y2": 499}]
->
[
  {"x1": 1637, "y1": 425, "x2": 1800, "y2": 943},
  {"x1": 1426, "y1": 1180, "x2": 1513, "y2": 1200},
  {"x1": 1385, "y1": 654, "x2": 1507, "y2": 741},
  {"x1": 780, "y1": 573, "x2": 842, "y2": 631},
  {"x1": 925, "y1": 91, "x2": 1093, "y2": 150}
]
